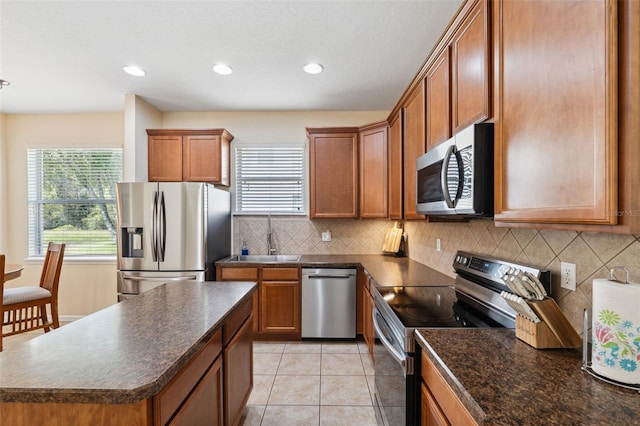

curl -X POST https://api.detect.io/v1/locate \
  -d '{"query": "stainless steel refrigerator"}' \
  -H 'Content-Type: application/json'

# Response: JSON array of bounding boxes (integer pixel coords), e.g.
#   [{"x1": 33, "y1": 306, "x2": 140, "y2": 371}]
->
[{"x1": 116, "y1": 182, "x2": 230, "y2": 300}]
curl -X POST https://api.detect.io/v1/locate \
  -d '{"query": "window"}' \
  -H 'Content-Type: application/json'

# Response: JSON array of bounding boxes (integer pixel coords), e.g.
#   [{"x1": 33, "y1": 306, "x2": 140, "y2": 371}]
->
[
  {"x1": 27, "y1": 148, "x2": 123, "y2": 256},
  {"x1": 235, "y1": 145, "x2": 305, "y2": 214}
]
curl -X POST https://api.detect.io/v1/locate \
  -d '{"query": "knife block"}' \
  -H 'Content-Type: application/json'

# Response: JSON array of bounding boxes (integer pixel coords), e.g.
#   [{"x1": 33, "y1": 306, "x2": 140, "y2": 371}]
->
[
  {"x1": 515, "y1": 298, "x2": 582, "y2": 349},
  {"x1": 516, "y1": 315, "x2": 565, "y2": 349}
]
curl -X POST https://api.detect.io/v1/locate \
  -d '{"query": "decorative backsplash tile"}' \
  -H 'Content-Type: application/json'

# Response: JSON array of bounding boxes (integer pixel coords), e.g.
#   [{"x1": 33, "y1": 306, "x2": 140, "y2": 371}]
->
[{"x1": 233, "y1": 215, "x2": 640, "y2": 334}]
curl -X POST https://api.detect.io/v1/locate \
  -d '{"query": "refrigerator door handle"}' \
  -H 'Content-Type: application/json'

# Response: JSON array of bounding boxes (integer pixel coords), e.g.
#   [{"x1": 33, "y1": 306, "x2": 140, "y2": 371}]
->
[
  {"x1": 159, "y1": 190, "x2": 166, "y2": 262},
  {"x1": 151, "y1": 190, "x2": 159, "y2": 262},
  {"x1": 122, "y1": 274, "x2": 198, "y2": 282}
]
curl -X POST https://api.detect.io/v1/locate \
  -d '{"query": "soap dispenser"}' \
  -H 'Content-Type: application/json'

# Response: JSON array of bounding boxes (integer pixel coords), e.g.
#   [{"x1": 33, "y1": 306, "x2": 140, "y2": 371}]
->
[{"x1": 241, "y1": 240, "x2": 249, "y2": 255}]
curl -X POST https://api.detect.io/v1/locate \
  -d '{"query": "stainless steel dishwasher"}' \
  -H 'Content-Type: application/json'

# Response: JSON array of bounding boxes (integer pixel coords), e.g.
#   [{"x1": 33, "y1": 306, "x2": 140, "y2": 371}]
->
[{"x1": 302, "y1": 268, "x2": 357, "y2": 338}]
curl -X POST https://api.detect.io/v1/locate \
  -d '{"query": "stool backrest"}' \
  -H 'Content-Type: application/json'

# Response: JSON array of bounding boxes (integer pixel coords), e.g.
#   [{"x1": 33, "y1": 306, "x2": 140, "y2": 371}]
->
[{"x1": 40, "y1": 243, "x2": 65, "y2": 294}]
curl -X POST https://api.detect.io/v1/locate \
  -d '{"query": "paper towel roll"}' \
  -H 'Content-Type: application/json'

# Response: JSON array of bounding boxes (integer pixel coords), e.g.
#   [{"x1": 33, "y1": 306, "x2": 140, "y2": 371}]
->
[{"x1": 592, "y1": 278, "x2": 640, "y2": 385}]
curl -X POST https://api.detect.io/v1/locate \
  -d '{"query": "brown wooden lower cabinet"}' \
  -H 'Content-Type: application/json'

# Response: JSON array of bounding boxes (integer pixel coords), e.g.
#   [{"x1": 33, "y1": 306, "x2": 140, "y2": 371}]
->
[
  {"x1": 224, "y1": 314, "x2": 253, "y2": 426},
  {"x1": 362, "y1": 276, "x2": 375, "y2": 361},
  {"x1": 170, "y1": 356, "x2": 223, "y2": 426},
  {"x1": 421, "y1": 383, "x2": 449, "y2": 426},
  {"x1": 217, "y1": 266, "x2": 301, "y2": 340},
  {"x1": 421, "y1": 350, "x2": 477, "y2": 426},
  {"x1": 154, "y1": 329, "x2": 223, "y2": 425}
]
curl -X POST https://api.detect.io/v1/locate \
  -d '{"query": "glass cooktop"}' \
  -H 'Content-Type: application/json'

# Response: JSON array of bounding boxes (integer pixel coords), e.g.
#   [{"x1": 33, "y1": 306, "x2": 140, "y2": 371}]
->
[{"x1": 375, "y1": 285, "x2": 502, "y2": 328}]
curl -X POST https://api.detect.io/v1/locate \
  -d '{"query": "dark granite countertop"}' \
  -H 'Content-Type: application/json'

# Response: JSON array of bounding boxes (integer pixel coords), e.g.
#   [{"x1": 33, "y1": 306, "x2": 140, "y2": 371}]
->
[
  {"x1": 415, "y1": 328, "x2": 640, "y2": 425},
  {"x1": 216, "y1": 254, "x2": 455, "y2": 288},
  {"x1": 0, "y1": 281, "x2": 256, "y2": 405}
]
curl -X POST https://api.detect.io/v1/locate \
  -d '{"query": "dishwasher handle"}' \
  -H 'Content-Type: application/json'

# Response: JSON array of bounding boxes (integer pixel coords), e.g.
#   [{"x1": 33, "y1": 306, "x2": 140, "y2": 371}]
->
[{"x1": 306, "y1": 275, "x2": 353, "y2": 279}]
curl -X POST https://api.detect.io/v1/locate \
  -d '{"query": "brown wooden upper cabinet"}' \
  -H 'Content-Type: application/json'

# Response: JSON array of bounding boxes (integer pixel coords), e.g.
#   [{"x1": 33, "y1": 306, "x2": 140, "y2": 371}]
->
[
  {"x1": 147, "y1": 129, "x2": 233, "y2": 185},
  {"x1": 451, "y1": 0, "x2": 490, "y2": 133},
  {"x1": 425, "y1": 0, "x2": 490, "y2": 151},
  {"x1": 425, "y1": 47, "x2": 452, "y2": 151},
  {"x1": 359, "y1": 121, "x2": 389, "y2": 219},
  {"x1": 388, "y1": 111, "x2": 403, "y2": 220},
  {"x1": 493, "y1": 0, "x2": 619, "y2": 226},
  {"x1": 307, "y1": 128, "x2": 359, "y2": 218},
  {"x1": 403, "y1": 83, "x2": 426, "y2": 220}
]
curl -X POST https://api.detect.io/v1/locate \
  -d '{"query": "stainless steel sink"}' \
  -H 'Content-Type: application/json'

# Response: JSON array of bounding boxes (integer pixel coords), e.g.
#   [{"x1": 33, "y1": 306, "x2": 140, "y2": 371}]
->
[{"x1": 226, "y1": 254, "x2": 301, "y2": 263}]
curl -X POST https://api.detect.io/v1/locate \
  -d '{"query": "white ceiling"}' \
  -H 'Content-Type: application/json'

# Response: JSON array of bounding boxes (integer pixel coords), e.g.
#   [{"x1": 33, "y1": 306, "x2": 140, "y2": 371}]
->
[{"x1": 0, "y1": 0, "x2": 462, "y2": 114}]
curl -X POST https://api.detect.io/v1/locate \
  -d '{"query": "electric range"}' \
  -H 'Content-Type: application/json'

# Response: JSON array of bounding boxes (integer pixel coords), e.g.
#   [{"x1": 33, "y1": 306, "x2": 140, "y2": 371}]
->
[{"x1": 372, "y1": 251, "x2": 551, "y2": 426}]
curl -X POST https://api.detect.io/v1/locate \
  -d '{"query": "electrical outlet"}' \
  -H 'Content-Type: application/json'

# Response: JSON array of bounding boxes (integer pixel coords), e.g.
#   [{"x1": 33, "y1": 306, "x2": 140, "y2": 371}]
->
[
  {"x1": 321, "y1": 230, "x2": 331, "y2": 242},
  {"x1": 561, "y1": 262, "x2": 576, "y2": 291},
  {"x1": 436, "y1": 238, "x2": 441, "y2": 252}
]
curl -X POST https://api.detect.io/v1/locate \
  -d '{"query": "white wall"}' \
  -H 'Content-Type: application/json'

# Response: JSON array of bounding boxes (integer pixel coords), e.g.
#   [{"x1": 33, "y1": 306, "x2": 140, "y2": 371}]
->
[
  {"x1": 4, "y1": 113, "x2": 124, "y2": 316},
  {"x1": 0, "y1": 113, "x2": 7, "y2": 252},
  {"x1": 162, "y1": 111, "x2": 387, "y2": 144},
  {"x1": 124, "y1": 94, "x2": 162, "y2": 182}
]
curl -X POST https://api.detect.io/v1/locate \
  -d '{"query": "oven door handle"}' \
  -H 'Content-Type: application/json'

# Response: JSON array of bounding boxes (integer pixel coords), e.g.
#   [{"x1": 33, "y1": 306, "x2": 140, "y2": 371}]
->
[{"x1": 372, "y1": 308, "x2": 408, "y2": 377}]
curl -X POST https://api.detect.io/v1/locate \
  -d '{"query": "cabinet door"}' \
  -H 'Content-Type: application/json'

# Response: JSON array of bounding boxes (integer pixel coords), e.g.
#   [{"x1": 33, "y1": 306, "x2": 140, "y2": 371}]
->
[
  {"x1": 309, "y1": 131, "x2": 359, "y2": 218},
  {"x1": 362, "y1": 281, "x2": 374, "y2": 362},
  {"x1": 494, "y1": 0, "x2": 617, "y2": 225},
  {"x1": 224, "y1": 317, "x2": 253, "y2": 426},
  {"x1": 421, "y1": 383, "x2": 450, "y2": 426},
  {"x1": 426, "y1": 47, "x2": 451, "y2": 150},
  {"x1": 148, "y1": 135, "x2": 183, "y2": 182},
  {"x1": 452, "y1": 0, "x2": 490, "y2": 132},
  {"x1": 403, "y1": 84, "x2": 426, "y2": 220},
  {"x1": 183, "y1": 135, "x2": 222, "y2": 183},
  {"x1": 170, "y1": 356, "x2": 223, "y2": 426},
  {"x1": 260, "y1": 280, "x2": 301, "y2": 335},
  {"x1": 388, "y1": 112, "x2": 403, "y2": 220},
  {"x1": 359, "y1": 124, "x2": 388, "y2": 218}
]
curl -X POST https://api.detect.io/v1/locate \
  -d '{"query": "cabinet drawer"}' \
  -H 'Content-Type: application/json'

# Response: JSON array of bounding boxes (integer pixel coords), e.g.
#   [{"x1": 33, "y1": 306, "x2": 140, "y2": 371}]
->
[
  {"x1": 262, "y1": 267, "x2": 299, "y2": 281},
  {"x1": 220, "y1": 267, "x2": 258, "y2": 281},
  {"x1": 421, "y1": 351, "x2": 477, "y2": 426},
  {"x1": 223, "y1": 298, "x2": 253, "y2": 345},
  {"x1": 155, "y1": 329, "x2": 222, "y2": 425}
]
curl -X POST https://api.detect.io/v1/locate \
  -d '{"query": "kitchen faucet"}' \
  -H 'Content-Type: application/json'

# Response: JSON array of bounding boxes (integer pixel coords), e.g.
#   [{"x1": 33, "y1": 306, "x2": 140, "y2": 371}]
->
[{"x1": 267, "y1": 213, "x2": 276, "y2": 255}]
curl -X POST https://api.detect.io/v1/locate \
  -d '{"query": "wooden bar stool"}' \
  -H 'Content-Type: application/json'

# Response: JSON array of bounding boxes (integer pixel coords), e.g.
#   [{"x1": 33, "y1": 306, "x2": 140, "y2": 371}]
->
[{"x1": 1, "y1": 243, "x2": 65, "y2": 351}]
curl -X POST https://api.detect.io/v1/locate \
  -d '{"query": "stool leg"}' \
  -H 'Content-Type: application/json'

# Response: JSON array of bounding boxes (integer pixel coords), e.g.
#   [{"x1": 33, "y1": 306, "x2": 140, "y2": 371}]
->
[
  {"x1": 51, "y1": 302, "x2": 60, "y2": 329},
  {"x1": 41, "y1": 305, "x2": 51, "y2": 333}
]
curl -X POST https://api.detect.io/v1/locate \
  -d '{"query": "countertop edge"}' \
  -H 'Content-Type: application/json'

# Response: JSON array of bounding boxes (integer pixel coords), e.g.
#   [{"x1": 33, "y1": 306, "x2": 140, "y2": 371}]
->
[{"x1": 415, "y1": 331, "x2": 487, "y2": 424}]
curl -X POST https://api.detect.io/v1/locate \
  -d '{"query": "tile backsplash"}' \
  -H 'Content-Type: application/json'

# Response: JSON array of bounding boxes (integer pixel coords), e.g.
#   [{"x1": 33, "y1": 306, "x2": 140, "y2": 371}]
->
[{"x1": 233, "y1": 216, "x2": 640, "y2": 334}]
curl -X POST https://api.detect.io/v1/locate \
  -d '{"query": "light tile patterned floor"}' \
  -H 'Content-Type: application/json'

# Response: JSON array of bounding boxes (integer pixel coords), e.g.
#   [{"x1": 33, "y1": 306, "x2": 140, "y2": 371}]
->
[
  {"x1": 2, "y1": 328, "x2": 377, "y2": 425},
  {"x1": 240, "y1": 340, "x2": 377, "y2": 426}
]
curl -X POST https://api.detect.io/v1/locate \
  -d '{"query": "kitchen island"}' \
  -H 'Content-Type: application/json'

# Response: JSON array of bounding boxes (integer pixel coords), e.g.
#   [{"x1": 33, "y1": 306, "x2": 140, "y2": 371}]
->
[
  {"x1": 0, "y1": 280, "x2": 256, "y2": 425},
  {"x1": 416, "y1": 328, "x2": 640, "y2": 425}
]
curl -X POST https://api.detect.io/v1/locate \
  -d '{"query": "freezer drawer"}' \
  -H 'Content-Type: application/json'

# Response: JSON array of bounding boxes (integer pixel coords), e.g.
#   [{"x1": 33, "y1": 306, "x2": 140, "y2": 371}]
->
[
  {"x1": 117, "y1": 271, "x2": 205, "y2": 297},
  {"x1": 301, "y1": 268, "x2": 356, "y2": 338}
]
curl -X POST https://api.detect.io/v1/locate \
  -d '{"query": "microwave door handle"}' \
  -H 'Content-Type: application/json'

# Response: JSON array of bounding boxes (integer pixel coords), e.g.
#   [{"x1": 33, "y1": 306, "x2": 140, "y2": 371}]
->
[{"x1": 441, "y1": 144, "x2": 456, "y2": 208}]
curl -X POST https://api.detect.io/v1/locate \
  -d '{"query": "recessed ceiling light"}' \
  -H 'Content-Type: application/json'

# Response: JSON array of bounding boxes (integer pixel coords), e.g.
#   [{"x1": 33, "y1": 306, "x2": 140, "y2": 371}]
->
[
  {"x1": 122, "y1": 65, "x2": 146, "y2": 77},
  {"x1": 303, "y1": 63, "x2": 324, "y2": 75},
  {"x1": 0, "y1": 79, "x2": 10, "y2": 89},
  {"x1": 212, "y1": 64, "x2": 233, "y2": 75}
]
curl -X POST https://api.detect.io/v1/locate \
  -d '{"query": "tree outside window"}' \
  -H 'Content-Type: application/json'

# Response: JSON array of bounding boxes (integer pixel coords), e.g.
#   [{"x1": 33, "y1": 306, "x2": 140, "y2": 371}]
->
[{"x1": 27, "y1": 148, "x2": 122, "y2": 256}]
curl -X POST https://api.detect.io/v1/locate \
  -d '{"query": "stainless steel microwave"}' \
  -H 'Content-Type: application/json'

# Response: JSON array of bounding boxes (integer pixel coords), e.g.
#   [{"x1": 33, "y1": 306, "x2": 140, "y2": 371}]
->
[{"x1": 416, "y1": 123, "x2": 494, "y2": 217}]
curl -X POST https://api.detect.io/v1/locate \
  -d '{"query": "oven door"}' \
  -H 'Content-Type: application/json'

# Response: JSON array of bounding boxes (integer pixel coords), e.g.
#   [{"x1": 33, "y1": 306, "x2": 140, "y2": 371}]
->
[
  {"x1": 416, "y1": 137, "x2": 463, "y2": 216},
  {"x1": 373, "y1": 306, "x2": 416, "y2": 426}
]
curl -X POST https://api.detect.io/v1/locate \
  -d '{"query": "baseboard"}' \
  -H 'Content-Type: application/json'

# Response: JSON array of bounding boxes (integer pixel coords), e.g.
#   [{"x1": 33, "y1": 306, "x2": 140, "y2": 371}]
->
[{"x1": 59, "y1": 315, "x2": 84, "y2": 323}]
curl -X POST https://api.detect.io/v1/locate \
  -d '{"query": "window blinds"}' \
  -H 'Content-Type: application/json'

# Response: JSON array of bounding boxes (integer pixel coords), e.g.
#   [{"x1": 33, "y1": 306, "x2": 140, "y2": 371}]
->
[{"x1": 235, "y1": 146, "x2": 305, "y2": 214}]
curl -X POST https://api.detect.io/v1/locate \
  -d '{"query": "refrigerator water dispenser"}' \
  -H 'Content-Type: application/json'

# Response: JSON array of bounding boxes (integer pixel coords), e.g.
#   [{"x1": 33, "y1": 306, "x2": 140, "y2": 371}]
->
[{"x1": 121, "y1": 227, "x2": 143, "y2": 257}]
